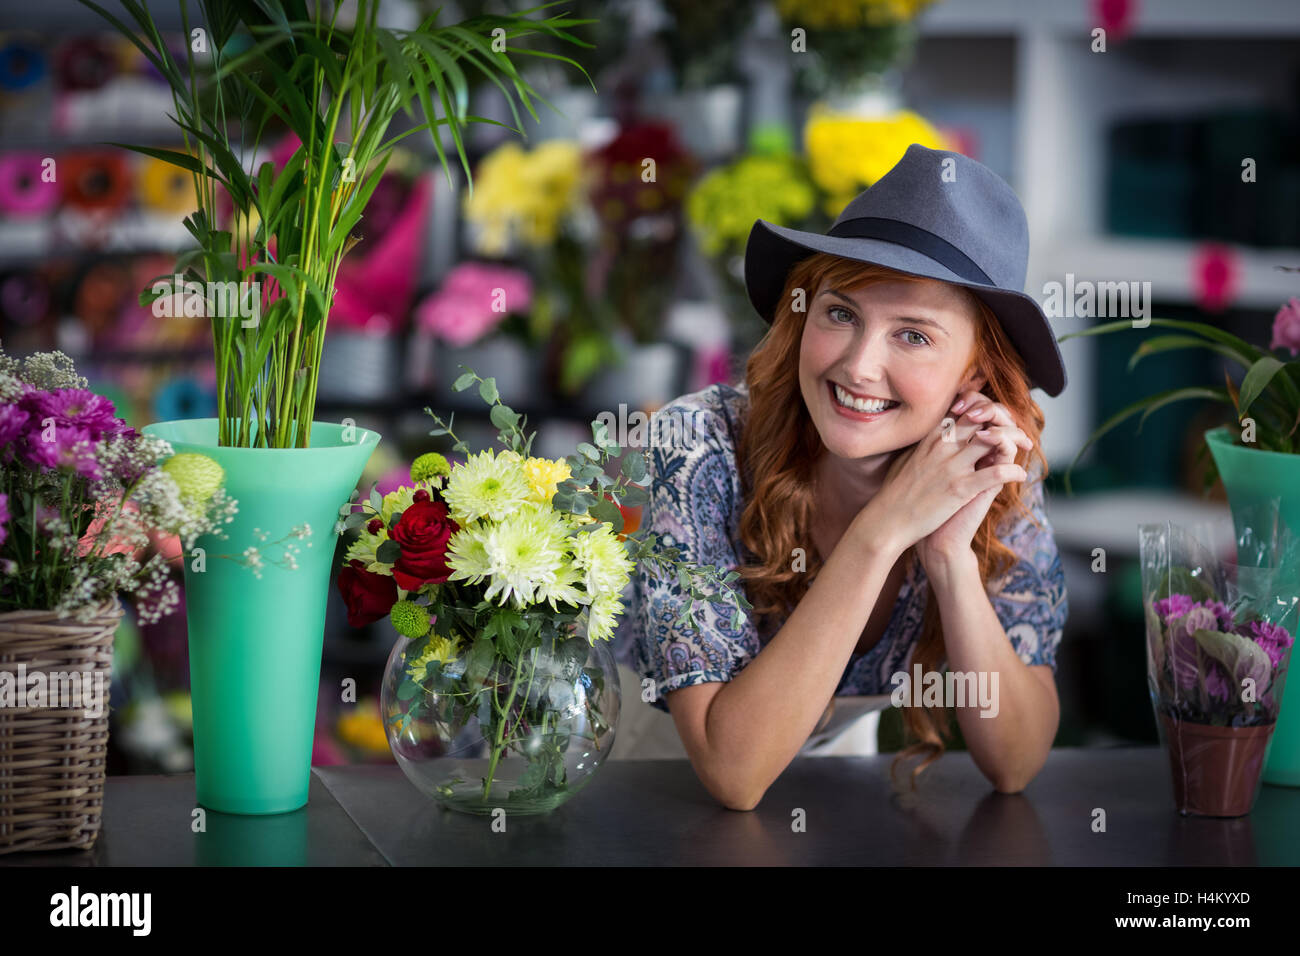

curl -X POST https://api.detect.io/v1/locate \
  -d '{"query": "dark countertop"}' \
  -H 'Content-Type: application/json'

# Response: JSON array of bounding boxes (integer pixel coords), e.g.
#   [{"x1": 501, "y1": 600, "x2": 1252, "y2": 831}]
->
[{"x1": 2, "y1": 747, "x2": 1296, "y2": 866}]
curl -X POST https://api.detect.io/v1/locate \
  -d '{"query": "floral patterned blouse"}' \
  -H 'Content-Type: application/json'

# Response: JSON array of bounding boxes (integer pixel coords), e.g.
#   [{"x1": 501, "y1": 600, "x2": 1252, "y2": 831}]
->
[{"x1": 614, "y1": 382, "x2": 1069, "y2": 715}]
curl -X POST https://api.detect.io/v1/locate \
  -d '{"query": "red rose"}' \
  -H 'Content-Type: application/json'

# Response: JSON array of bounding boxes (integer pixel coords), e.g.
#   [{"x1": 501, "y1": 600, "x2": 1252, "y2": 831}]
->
[
  {"x1": 337, "y1": 559, "x2": 398, "y2": 628},
  {"x1": 389, "y1": 499, "x2": 459, "y2": 591}
]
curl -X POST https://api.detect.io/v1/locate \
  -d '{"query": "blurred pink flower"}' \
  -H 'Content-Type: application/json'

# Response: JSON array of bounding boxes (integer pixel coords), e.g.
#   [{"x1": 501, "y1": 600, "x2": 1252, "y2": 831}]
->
[
  {"x1": 1270, "y1": 297, "x2": 1300, "y2": 357},
  {"x1": 415, "y1": 262, "x2": 533, "y2": 346}
]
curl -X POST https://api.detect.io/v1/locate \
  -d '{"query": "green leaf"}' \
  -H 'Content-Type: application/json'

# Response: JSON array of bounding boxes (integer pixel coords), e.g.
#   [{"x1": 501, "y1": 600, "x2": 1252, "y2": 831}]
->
[
  {"x1": 479, "y1": 377, "x2": 499, "y2": 404},
  {"x1": 465, "y1": 637, "x2": 496, "y2": 693},
  {"x1": 490, "y1": 403, "x2": 519, "y2": 430},
  {"x1": 1238, "y1": 356, "x2": 1287, "y2": 419},
  {"x1": 376, "y1": 540, "x2": 401, "y2": 564},
  {"x1": 1066, "y1": 386, "x2": 1232, "y2": 497},
  {"x1": 620, "y1": 485, "x2": 648, "y2": 507},
  {"x1": 453, "y1": 372, "x2": 475, "y2": 391},
  {"x1": 1126, "y1": 334, "x2": 1247, "y2": 374},
  {"x1": 369, "y1": 484, "x2": 383, "y2": 515},
  {"x1": 397, "y1": 679, "x2": 419, "y2": 701},
  {"x1": 620, "y1": 452, "x2": 647, "y2": 482},
  {"x1": 578, "y1": 442, "x2": 601, "y2": 460}
]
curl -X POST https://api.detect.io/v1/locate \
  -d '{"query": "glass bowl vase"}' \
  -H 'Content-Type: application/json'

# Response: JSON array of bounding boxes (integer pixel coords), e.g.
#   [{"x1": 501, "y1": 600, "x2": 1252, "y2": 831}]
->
[{"x1": 380, "y1": 625, "x2": 621, "y2": 815}]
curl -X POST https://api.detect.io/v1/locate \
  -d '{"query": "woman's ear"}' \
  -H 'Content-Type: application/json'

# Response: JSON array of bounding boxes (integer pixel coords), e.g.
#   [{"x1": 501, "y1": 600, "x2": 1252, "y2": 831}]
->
[{"x1": 962, "y1": 371, "x2": 988, "y2": 394}]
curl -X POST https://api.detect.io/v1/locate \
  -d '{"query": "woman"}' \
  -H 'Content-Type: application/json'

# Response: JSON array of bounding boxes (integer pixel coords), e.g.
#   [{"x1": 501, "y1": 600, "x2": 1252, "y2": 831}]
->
[{"x1": 617, "y1": 143, "x2": 1069, "y2": 810}]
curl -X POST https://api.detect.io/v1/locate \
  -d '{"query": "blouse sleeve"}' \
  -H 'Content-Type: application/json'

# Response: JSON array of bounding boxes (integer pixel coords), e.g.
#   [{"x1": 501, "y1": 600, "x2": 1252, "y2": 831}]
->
[
  {"x1": 985, "y1": 471, "x2": 1069, "y2": 673},
  {"x1": 614, "y1": 394, "x2": 761, "y2": 715}
]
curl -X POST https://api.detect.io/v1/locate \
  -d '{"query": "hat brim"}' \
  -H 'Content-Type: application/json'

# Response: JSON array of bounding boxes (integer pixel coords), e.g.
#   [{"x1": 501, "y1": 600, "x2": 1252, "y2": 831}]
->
[{"x1": 743, "y1": 219, "x2": 1067, "y2": 398}]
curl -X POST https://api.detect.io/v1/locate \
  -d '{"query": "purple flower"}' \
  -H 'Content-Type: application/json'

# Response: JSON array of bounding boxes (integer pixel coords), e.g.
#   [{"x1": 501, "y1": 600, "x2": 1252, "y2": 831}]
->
[
  {"x1": 0, "y1": 403, "x2": 30, "y2": 460},
  {"x1": 1246, "y1": 618, "x2": 1295, "y2": 669},
  {"x1": 1205, "y1": 599, "x2": 1235, "y2": 631},
  {"x1": 17, "y1": 420, "x2": 101, "y2": 479},
  {"x1": 1154, "y1": 593, "x2": 1195, "y2": 623},
  {"x1": 1205, "y1": 664, "x2": 1233, "y2": 702},
  {"x1": 19, "y1": 388, "x2": 127, "y2": 442}
]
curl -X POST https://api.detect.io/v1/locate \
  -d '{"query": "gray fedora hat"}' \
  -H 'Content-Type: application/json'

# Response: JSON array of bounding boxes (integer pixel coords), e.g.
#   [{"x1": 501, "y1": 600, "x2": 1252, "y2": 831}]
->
[{"x1": 744, "y1": 143, "x2": 1067, "y2": 397}]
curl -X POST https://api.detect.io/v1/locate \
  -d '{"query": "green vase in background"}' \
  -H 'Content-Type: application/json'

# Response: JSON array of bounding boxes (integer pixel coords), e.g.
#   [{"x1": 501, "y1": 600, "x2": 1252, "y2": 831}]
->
[
  {"x1": 141, "y1": 419, "x2": 380, "y2": 814},
  {"x1": 1205, "y1": 425, "x2": 1300, "y2": 787}
]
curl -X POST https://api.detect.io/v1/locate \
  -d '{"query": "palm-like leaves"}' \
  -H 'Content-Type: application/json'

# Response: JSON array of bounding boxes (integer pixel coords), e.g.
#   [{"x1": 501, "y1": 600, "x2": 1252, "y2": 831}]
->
[
  {"x1": 1058, "y1": 318, "x2": 1300, "y2": 495},
  {"x1": 77, "y1": 0, "x2": 596, "y2": 447}
]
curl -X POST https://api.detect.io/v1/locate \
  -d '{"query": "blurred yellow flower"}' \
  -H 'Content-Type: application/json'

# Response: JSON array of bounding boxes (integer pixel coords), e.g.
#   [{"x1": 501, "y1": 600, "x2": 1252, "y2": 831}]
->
[
  {"x1": 804, "y1": 106, "x2": 951, "y2": 216},
  {"x1": 775, "y1": 0, "x2": 936, "y2": 29},
  {"x1": 337, "y1": 698, "x2": 390, "y2": 754},
  {"x1": 463, "y1": 140, "x2": 588, "y2": 255}
]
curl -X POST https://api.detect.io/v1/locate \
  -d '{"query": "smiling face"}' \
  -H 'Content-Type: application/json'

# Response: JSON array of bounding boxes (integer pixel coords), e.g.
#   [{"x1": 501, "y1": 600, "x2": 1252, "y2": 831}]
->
[{"x1": 799, "y1": 273, "x2": 987, "y2": 464}]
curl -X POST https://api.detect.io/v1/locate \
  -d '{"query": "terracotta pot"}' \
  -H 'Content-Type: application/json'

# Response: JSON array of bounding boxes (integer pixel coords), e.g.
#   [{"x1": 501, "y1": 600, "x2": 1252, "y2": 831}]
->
[{"x1": 1159, "y1": 714, "x2": 1274, "y2": 817}]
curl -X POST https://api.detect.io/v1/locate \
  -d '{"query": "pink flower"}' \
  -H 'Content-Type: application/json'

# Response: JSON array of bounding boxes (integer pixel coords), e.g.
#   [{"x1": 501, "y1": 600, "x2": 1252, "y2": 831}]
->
[
  {"x1": 1191, "y1": 244, "x2": 1239, "y2": 312},
  {"x1": 415, "y1": 262, "x2": 532, "y2": 346},
  {"x1": 1270, "y1": 297, "x2": 1300, "y2": 357},
  {"x1": 1246, "y1": 618, "x2": 1294, "y2": 669}
]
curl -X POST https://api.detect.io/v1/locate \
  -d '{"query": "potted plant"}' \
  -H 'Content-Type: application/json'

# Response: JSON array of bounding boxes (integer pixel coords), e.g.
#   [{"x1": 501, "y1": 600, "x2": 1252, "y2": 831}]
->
[
  {"x1": 336, "y1": 367, "x2": 750, "y2": 814},
  {"x1": 0, "y1": 348, "x2": 235, "y2": 852},
  {"x1": 1139, "y1": 510, "x2": 1299, "y2": 815},
  {"x1": 1063, "y1": 293, "x2": 1300, "y2": 786},
  {"x1": 81, "y1": 0, "x2": 595, "y2": 814}
]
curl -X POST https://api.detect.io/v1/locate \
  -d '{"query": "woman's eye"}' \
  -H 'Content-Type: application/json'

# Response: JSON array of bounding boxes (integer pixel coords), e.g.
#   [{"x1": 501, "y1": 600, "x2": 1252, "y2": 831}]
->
[
  {"x1": 901, "y1": 329, "x2": 930, "y2": 347},
  {"x1": 828, "y1": 306, "x2": 854, "y2": 324}
]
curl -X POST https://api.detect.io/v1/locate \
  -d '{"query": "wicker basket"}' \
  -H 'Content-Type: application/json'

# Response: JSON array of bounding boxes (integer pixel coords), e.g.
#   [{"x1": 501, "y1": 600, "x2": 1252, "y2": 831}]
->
[{"x1": 0, "y1": 598, "x2": 121, "y2": 855}]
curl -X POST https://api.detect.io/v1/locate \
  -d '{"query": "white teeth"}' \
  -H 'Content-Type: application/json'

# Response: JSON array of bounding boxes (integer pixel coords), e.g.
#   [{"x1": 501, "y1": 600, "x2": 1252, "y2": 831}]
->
[{"x1": 833, "y1": 384, "x2": 898, "y2": 413}]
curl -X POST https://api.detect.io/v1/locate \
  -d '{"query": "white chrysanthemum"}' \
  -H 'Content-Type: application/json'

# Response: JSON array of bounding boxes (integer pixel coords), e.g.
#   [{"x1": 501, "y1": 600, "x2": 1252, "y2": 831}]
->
[
  {"x1": 571, "y1": 524, "x2": 633, "y2": 598},
  {"x1": 446, "y1": 523, "x2": 493, "y2": 585},
  {"x1": 345, "y1": 525, "x2": 390, "y2": 575},
  {"x1": 584, "y1": 590, "x2": 624, "y2": 644},
  {"x1": 533, "y1": 559, "x2": 586, "y2": 612},
  {"x1": 442, "y1": 449, "x2": 532, "y2": 524},
  {"x1": 481, "y1": 505, "x2": 569, "y2": 608}
]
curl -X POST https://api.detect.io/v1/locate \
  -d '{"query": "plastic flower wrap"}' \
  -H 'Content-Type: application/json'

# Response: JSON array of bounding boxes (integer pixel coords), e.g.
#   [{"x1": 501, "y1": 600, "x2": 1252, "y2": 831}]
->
[{"x1": 1140, "y1": 501, "x2": 1300, "y2": 728}]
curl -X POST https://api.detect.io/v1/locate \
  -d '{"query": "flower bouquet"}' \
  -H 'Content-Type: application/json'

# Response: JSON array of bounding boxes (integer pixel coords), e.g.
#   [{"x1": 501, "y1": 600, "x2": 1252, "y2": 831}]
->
[
  {"x1": 1140, "y1": 501, "x2": 1300, "y2": 816},
  {"x1": 0, "y1": 348, "x2": 235, "y2": 854},
  {"x1": 338, "y1": 368, "x2": 750, "y2": 815}
]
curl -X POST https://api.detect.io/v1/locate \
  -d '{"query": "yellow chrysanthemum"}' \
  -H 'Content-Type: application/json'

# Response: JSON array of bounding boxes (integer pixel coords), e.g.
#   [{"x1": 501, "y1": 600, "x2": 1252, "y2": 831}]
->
[
  {"x1": 405, "y1": 634, "x2": 461, "y2": 680},
  {"x1": 522, "y1": 457, "x2": 571, "y2": 504}
]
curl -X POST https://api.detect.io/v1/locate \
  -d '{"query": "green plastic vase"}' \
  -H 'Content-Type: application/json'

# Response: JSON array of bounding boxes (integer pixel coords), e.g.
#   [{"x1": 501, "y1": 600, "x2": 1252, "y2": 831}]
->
[
  {"x1": 1205, "y1": 426, "x2": 1300, "y2": 787},
  {"x1": 141, "y1": 419, "x2": 380, "y2": 814}
]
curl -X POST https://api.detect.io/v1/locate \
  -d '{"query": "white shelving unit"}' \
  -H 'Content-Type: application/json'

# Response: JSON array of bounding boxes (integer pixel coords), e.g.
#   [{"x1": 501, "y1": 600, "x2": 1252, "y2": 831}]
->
[{"x1": 910, "y1": 0, "x2": 1300, "y2": 469}]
